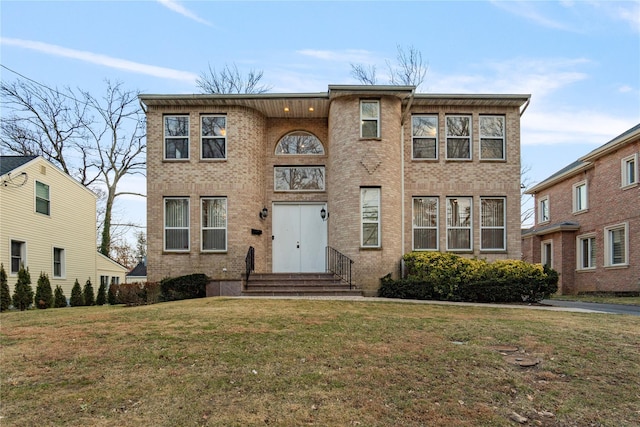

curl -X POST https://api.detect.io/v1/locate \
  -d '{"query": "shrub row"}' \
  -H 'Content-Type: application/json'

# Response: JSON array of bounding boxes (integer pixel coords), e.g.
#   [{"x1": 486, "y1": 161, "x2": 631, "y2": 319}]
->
[
  {"x1": 379, "y1": 252, "x2": 558, "y2": 303},
  {"x1": 107, "y1": 274, "x2": 209, "y2": 307}
]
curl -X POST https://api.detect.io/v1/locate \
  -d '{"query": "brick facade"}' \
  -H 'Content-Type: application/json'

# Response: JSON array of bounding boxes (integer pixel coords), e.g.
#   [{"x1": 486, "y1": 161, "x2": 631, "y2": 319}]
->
[
  {"x1": 522, "y1": 124, "x2": 640, "y2": 294},
  {"x1": 141, "y1": 86, "x2": 530, "y2": 295}
]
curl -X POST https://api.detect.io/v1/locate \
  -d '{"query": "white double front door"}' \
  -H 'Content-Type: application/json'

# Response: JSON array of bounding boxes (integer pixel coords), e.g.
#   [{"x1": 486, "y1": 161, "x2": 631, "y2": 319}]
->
[{"x1": 272, "y1": 203, "x2": 327, "y2": 273}]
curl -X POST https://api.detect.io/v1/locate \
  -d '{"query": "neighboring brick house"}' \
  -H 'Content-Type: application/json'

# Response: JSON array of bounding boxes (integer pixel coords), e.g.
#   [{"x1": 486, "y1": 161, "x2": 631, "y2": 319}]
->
[
  {"x1": 140, "y1": 85, "x2": 530, "y2": 296},
  {"x1": 522, "y1": 124, "x2": 640, "y2": 295},
  {"x1": 0, "y1": 156, "x2": 127, "y2": 300}
]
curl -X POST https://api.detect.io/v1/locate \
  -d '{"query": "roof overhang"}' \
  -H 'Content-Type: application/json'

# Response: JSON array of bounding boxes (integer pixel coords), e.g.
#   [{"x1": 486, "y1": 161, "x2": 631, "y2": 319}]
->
[
  {"x1": 525, "y1": 161, "x2": 593, "y2": 194},
  {"x1": 580, "y1": 124, "x2": 640, "y2": 162},
  {"x1": 521, "y1": 221, "x2": 581, "y2": 237}
]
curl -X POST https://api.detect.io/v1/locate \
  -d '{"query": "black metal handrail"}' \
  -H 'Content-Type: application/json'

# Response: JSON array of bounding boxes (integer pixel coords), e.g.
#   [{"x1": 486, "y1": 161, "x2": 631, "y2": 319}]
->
[
  {"x1": 245, "y1": 246, "x2": 255, "y2": 282},
  {"x1": 326, "y1": 246, "x2": 354, "y2": 289}
]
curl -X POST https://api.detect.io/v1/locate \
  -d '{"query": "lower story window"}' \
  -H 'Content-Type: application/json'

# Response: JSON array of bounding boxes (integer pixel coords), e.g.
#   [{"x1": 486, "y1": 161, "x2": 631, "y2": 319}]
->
[
  {"x1": 53, "y1": 247, "x2": 65, "y2": 277},
  {"x1": 577, "y1": 235, "x2": 596, "y2": 270},
  {"x1": 111, "y1": 276, "x2": 120, "y2": 285},
  {"x1": 11, "y1": 240, "x2": 26, "y2": 274},
  {"x1": 412, "y1": 197, "x2": 438, "y2": 250},
  {"x1": 201, "y1": 197, "x2": 227, "y2": 251},
  {"x1": 101, "y1": 276, "x2": 109, "y2": 287},
  {"x1": 605, "y1": 223, "x2": 628, "y2": 266},
  {"x1": 164, "y1": 197, "x2": 190, "y2": 251},
  {"x1": 542, "y1": 240, "x2": 553, "y2": 268},
  {"x1": 480, "y1": 197, "x2": 505, "y2": 250},
  {"x1": 361, "y1": 187, "x2": 380, "y2": 247},
  {"x1": 446, "y1": 197, "x2": 472, "y2": 250}
]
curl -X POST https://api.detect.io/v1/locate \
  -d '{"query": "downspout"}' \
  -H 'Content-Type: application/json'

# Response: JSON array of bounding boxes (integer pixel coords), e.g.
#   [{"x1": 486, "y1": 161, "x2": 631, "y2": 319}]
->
[{"x1": 399, "y1": 88, "x2": 415, "y2": 278}]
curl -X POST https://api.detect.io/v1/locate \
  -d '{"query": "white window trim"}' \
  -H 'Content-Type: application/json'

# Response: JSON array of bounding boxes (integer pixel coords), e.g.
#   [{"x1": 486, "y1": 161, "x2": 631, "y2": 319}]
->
[
  {"x1": 411, "y1": 115, "x2": 439, "y2": 160},
  {"x1": 361, "y1": 187, "x2": 381, "y2": 248},
  {"x1": 445, "y1": 115, "x2": 472, "y2": 160},
  {"x1": 479, "y1": 115, "x2": 506, "y2": 161},
  {"x1": 412, "y1": 196, "x2": 439, "y2": 251},
  {"x1": 35, "y1": 180, "x2": 50, "y2": 216},
  {"x1": 604, "y1": 222, "x2": 629, "y2": 267},
  {"x1": 52, "y1": 246, "x2": 66, "y2": 279},
  {"x1": 541, "y1": 239, "x2": 553, "y2": 269},
  {"x1": 164, "y1": 115, "x2": 190, "y2": 160},
  {"x1": 164, "y1": 197, "x2": 190, "y2": 252},
  {"x1": 274, "y1": 166, "x2": 326, "y2": 192},
  {"x1": 446, "y1": 196, "x2": 473, "y2": 251},
  {"x1": 572, "y1": 180, "x2": 588, "y2": 213},
  {"x1": 621, "y1": 153, "x2": 638, "y2": 188},
  {"x1": 200, "y1": 115, "x2": 227, "y2": 160},
  {"x1": 576, "y1": 233, "x2": 596, "y2": 271},
  {"x1": 480, "y1": 197, "x2": 506, "y2": 251},
  {"x1": 360, "y1": 100, "x2": 380, "y2": 139},
  {"x1": 538, "y1": 195, "x2": 550, "y2": 224},
  {"x1": 201, "y1": 197, "x2": 228, "y2": 252},
  {"x1": 9, "y1": 239, "x2": 27, "y2": 276},
  {"x1": 275, "y1": 131, "x2": 325, "y2": 155}
]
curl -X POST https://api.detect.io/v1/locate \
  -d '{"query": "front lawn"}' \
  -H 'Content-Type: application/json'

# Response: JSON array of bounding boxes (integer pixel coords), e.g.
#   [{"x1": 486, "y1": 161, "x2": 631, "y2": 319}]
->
[{"x1": 1, "y1": 298, "x2": 639, "y2": 426}]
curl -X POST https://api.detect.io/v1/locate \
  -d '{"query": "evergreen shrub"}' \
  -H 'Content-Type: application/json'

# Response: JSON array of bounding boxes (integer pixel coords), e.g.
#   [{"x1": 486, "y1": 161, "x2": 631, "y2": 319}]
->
[
  {"x1": 12, "y1": 265, "x2": 33, "y2": 311},
  {"x1": 379, "y1": 252, "x2": 558, "y2": 303},
  {"x1": 1, "y1": 264, "x2": 11, "y2": 312},
  {"x1": 54, "y1": 286, "x2": 68, "y2": 308},
  {"x1": 96, "y1": 282, "x2": 107, "y2": 306},
  {"x1": 107, "y1": 282, "x2": 119, "y2": 305},
  {"x1": 35, "y1": 272, "x2": 53, "y2": 309},
  {"x1": 70, "y1": 279, "x2": 84, "y2": 307},
  {"x1": 83, "y1": 278, "x2": 95, "y2": 306}
]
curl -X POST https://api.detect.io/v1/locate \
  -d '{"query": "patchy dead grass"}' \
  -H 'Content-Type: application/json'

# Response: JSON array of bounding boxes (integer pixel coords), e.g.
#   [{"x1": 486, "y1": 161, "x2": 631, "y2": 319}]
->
[{"x1": 1, "y1": 298, "x2": 639, "y2": 426}]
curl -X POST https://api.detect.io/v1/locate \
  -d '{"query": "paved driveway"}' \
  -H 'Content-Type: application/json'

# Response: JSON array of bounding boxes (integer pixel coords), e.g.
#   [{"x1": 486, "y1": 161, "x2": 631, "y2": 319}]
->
[{"x1": 542, "y1": 299, "x2": 640, "y2": 316}]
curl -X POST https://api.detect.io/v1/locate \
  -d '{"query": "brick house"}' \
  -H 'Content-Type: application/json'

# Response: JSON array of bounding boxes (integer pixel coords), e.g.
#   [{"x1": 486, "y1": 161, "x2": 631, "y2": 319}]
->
[
  {"x1": 140, "y1": 85, "x2": 530, "y2": 296},
  {"x1": 522, "y1": 124, "x2": 640, "y2": 295}
]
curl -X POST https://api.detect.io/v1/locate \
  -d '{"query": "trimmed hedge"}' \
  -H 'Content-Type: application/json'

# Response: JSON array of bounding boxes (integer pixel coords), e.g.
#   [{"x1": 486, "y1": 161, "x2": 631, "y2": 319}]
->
[
  {"x1": 379, "y1": 252, "x2": 558, "y2": 303},
  {"x1": 160, "y1": 274, "x2": 208, "y2": 302}
]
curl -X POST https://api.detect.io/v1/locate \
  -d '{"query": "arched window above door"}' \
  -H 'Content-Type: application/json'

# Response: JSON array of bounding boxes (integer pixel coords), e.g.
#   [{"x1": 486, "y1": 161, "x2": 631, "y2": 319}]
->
[{"x1": 275, "y1": 131, "x2": 324, "y2": 155}]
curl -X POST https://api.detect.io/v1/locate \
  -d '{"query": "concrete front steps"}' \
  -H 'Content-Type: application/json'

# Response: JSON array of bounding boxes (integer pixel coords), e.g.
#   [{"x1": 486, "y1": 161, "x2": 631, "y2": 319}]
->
[{"x1": 243, "y1": 273, "x2": 362, "y2": 297}]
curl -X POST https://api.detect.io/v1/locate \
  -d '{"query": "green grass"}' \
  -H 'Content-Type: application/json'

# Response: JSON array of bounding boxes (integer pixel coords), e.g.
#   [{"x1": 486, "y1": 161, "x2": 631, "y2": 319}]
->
[{"x1": 1, "y1": 298, "x2": 639, "y2": 426}]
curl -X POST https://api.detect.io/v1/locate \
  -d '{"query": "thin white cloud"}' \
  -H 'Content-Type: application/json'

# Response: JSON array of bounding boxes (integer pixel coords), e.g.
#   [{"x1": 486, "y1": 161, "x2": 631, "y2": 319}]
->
[
  {"x1": 157, "y1": 0, "x2": 212, "y2": 26},
  {"x1": 491, "y1": 1, "x2": 575, "y2": 31},
  {"x1": 0, "y1": 38, "x2": 198, "y2": 82},
  {"x1": 598, "y1": 2, "x2": 640, "y2": 32},
  {"x1": 297, "y1": 49, "x2": 375, "y2": 64}
]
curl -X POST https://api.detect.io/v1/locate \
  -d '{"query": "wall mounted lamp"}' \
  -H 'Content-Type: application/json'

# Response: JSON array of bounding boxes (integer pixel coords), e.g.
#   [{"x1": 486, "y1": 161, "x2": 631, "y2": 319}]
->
[
  {"x1": 259, "y1": 207, "x2": 268, "y2": 220},
  {"x1": 320, "y1": 207, "x2": 329, "y2": 221}
]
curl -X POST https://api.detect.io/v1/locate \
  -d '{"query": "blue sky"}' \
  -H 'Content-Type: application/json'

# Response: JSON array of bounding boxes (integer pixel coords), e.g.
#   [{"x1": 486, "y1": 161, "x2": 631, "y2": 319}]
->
[{"x1": 1, "y1": 0, "x2": 639, "y2": 234}]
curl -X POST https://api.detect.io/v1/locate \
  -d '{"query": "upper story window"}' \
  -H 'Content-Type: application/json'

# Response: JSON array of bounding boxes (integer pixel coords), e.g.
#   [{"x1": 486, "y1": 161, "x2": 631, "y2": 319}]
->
[
  {"x1": 361, "y1": 187, "x2": 381, "y2": 247},
  {"x1": 201, "y1": 115, "x2": 226, "y2": 159},
  {"x1": 621, "y1": 153, "x2": 638, "y2": 187},
  {"x1": 445, "y1": 115, "x2": 471, "y2": 160},
  {"x1": 446, "y1": 197, "x2": 472, "y2": 251},
  {"x1": 412, "y1": 197, "x2": 438, "y2": 250},
  {"x1": 276, "y1": 131, "x2": 324, "y2": 155},
  {"x1": 573, "y1": 181, "x2": 588, "y2": 213},
  {"x1": 479, "y1": 116, "x2": 505, "y2": 160},
  {"x1": 360, "y1": 100, "x2": 380, "y2": 138},
  {"x1": 412, "y1": 115, "x2": 438, "y2": 159},
  {"x1": 35, "y1": 181, "x2": 50, "y2": 216},
  {"x1": 480, "y1": 197, "x2": 505, "y2": 251},
  {"x1": 164, "y1": 197, "x2": 189, "y2": 251},
  {"x1": 274, "y1": 167, "x2": 325, "y2": 191},
  {"x1": 164, "y1": 115, "x2": 189, "y2": 160},
  {"x1": 201, "y1": 197, "x2": 227, "y2": 252},
  {"x1": 538, "y1": 196, "x2": 550, "y2": 223}
]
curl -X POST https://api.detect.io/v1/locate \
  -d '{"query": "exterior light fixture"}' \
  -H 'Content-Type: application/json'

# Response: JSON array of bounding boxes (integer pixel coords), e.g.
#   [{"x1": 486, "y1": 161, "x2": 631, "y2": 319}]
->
[
  {"x1": 320, "y1": 207, "x2": 329, "y2": 221},
  {"x1": 284, "y1": 107, "x2": 290, "y2": 112},
  {"x1": 308, "y1": 107, "x2": 314, "y2": 112},
  {"x1": 259, "y1": 207, "x2": 268, "y2": 220}
]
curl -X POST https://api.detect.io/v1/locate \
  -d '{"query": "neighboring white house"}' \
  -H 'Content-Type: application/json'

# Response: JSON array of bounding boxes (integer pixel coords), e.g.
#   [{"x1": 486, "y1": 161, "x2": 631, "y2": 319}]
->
[{"x1": 0, "y1": 156, "x2": 126, "y2": 299}]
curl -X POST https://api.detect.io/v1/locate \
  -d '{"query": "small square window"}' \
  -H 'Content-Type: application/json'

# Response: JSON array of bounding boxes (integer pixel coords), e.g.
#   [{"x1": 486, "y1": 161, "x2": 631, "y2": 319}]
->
[
  {"x1": 164, "y1": 115, "x2": 190, "y2": 159},
  {"x1": 360, "y1": 100, "x2": 380, "y2": 138}
]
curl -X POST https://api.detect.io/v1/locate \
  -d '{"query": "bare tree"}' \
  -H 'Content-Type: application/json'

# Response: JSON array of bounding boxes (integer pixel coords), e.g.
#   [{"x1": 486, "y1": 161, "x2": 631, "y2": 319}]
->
[
  {"x1": 351, "y1": 44, "x2": 428, "y2": 89},
  {"x1": 1, "y1": 78, "x2": 145, "y2": 256},
  {"x1": 521, "y1": 164, "x2": 535, "y2": 227},
  {"x1": 196, "y1": 63, "x2": 272, "y2": 94}
]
